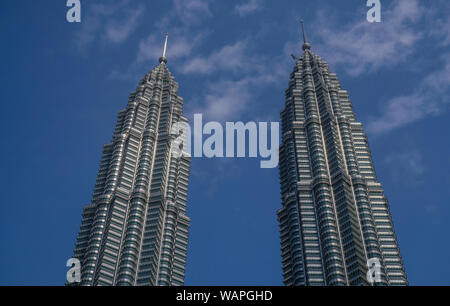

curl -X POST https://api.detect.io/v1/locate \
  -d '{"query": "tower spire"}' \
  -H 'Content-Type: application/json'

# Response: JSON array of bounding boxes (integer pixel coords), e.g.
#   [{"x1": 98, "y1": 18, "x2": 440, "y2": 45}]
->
[
  {"x1": 159, "y1": 33, "x2": 169, "y2": 64},
  {"x1": 300, "y1": 20, "x2": 311, "y2": 51}
]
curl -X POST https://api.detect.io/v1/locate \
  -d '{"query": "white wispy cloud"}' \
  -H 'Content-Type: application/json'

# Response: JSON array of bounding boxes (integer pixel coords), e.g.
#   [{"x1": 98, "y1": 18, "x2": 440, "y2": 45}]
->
[
  {"x1": 137, "y1": 0, "x2": 212, "y2": 63},
  {"x1": 181, "y1": 41, "x2": 248, "y2": 74},
  {"x1": 109, "y1": 0, "x2": 212, "y2": 81},
  {"x1": 313, "y1": 0, "x2": 424, "y2": 76},
  {"x1": 367, "y1": 53, "x2": 450, "y2": 135},
  {"x1": 172, "y1": 0, "x2": 212, "y2": 25},
  {"x1": 155, "y1": 0, "x2": 212, "y2": 33},
  {"x1": 193, "y1": 78, "x2": 253, "y2": 121},
  {"x1": 108, "y1": 33, "x2": 200, "y2": 82},
  {"x1": 235, "y1": 0, "x2": 263, "y2": 16},
  {"x1": 74, "y1": 0, "x2": 143, "y2": 52},
  {"x1": 185, "y1": 40, "x2": 295, "y2": 121},
  {"x1": 104, "y1": 8, "x2": 143, "y2": 44},
  {"x1": 309, "y1": 0, "x2": 450, "y2": 135},
  {"x1": 428, "y1": 1, "x2": 450, "y2": 47},
  {"x1": 429, "y1": 21, "x2": 450, "y2": 47}
]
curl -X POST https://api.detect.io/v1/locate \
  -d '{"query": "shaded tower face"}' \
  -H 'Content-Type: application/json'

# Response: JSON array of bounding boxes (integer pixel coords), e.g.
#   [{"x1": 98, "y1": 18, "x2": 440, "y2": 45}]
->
[
  {"x1": 277, "y1": 24, "x2": 407, "y2": 286},
  {"x1": 72, "y1": 36, "x2": 191, "y2": 286}
]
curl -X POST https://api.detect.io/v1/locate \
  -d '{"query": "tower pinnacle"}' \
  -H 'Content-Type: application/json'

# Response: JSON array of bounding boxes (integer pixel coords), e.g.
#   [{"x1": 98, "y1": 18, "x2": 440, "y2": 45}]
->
[
  {"x1": 159, "y1": 33, "x2": 169, "y2": 64},
  {"x1": 300, "y1": 20, "x2": 311, "y2": 51}
]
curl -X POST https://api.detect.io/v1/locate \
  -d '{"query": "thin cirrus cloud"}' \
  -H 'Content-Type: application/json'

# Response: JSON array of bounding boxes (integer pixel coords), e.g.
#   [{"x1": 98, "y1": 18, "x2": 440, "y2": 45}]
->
[
  {"x1": 153, "y1": 0, "x2": 212, "y2": 32},
  {"x1": 107, "y1": 0, "x2": 268, "y2": 117},
  {"x1": 107, "y1": 33, "x2": 202, "y2": 82},
  {"x1": 74, "y1": 0, "x2": 143, "y2": 52},
  {"x1": 313, "y1": 0, "x2": 424, "y2": 76},
  {"x1": 137, "y1": 0, "x2": 212, "y2": 63},
  {"x1": 108, "y1": 0, "x2": 212, "y2": 81},
  {"x1": 185, "y1": 40, "x2": 296, "y2": 121},
  {"x1": 194, "y1": 72, "x2": 283, "y2": 122},
  {"x1": 197, "y1": 78, "x2": 253, "y2": 121},
  {"x1": 173, "y1": 0, "x2": 212, "y2": 24},
  {"x1": 181, "y1": 41, "x2": 249, "y2": 75},
  {"x1": 104, "y1": 0, "x2": 448, "y2": 134},
  {"x1": 367, "y1": 53, "x2": 450, "y2": 135},
  {"x1": 235, "y1": 0, "x2": 263, "y2": 16},
  {"x1": 309, "y1": 0, "x2": 450, "y2": 135},
  {"x1": 104, "y1": 8, "x2": 143, "y2": 44}
]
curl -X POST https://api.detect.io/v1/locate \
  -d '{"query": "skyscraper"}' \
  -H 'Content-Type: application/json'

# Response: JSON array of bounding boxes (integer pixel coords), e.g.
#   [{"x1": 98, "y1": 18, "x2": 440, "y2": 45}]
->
[
  {"x1": 277, "y1": 22, "x2": 407, "y2": 286},
  {"x1": 72, "y1": 35, "x2": 191, "y2": 286}
]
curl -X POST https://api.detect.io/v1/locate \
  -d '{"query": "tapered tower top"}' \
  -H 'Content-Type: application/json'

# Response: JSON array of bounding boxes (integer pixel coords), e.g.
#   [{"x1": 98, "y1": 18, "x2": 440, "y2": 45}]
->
[
  {"x1": 300, "y1": 20, "x2": 311, "y2": 51},
  {"x1": 159, "y1": 33, "x2": 169, "y2": 64}
]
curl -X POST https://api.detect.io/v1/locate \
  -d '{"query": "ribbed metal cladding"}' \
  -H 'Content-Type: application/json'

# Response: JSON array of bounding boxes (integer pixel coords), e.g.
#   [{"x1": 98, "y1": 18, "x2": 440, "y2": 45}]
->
[
  {"x1": 277, "y1": 43, "x2": 407, "y2": 286},
  {"x1": 72, "y1": 58, "x2": 191, "y2": 286}
]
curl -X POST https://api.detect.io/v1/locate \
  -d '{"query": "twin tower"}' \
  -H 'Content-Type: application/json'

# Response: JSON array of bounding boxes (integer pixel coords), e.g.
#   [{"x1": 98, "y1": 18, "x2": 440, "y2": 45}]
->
[{"x1": 71, "y1": 25, "x2": 408, "y2": 286}]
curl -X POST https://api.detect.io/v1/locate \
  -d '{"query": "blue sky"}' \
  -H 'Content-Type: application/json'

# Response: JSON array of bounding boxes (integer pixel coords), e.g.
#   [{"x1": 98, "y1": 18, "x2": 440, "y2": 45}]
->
[{"x1": 1, "y1": 0, "x2": 449, "y2": 285}]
